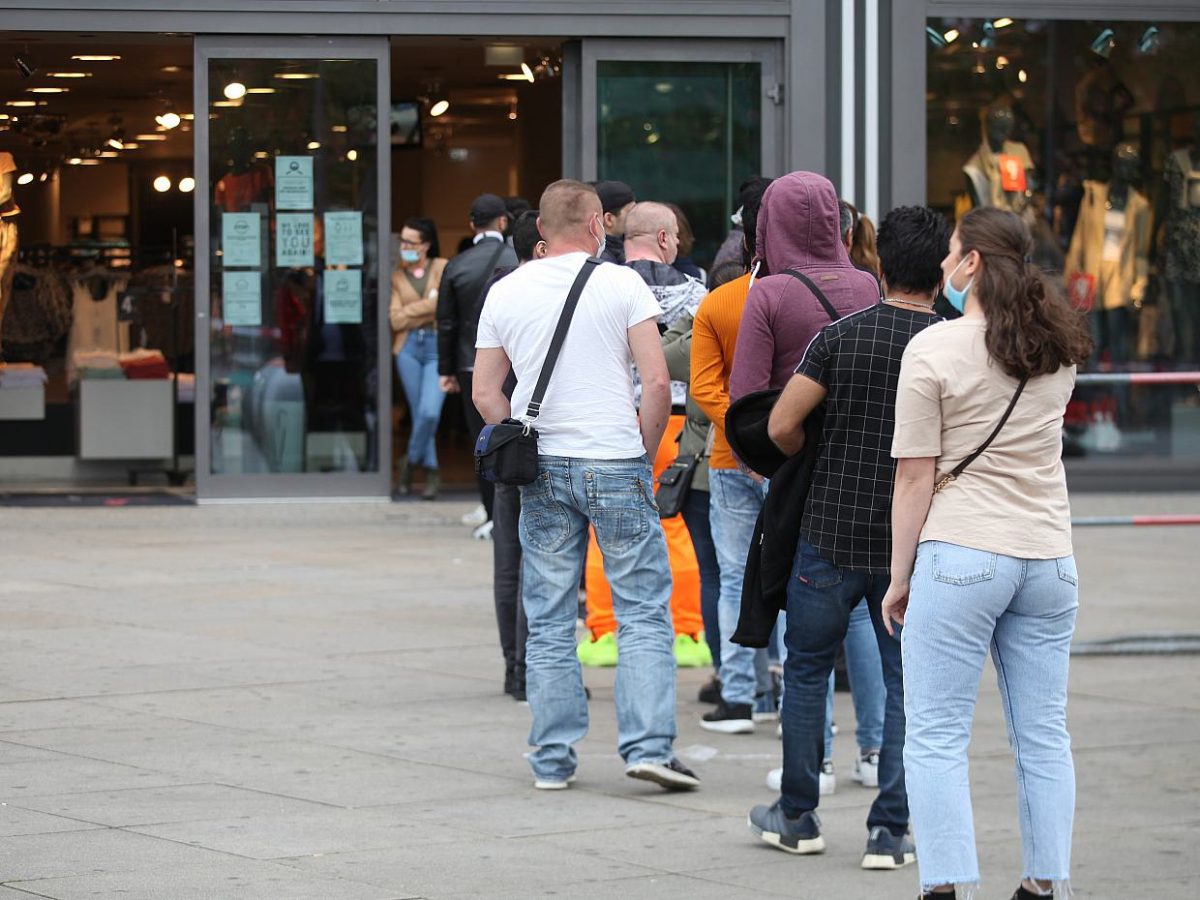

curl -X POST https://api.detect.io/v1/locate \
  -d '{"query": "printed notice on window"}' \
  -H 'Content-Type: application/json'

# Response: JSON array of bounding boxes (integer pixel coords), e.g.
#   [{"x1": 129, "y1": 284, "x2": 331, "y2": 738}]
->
[
  {"x1": 222, "y1": 271, "x2": 262, "y2": 327},
  {"x1": 324, "y1": 210, "x2": 364, "y2": 266},
  {"x1": 323, "y1": 269, "x2": 362, "y2": 325},
  {"x1": 276, "y1": 213, "x2": 314, "y2": 268},
  {"x1": 275, "y1": 156, "x2": 313, "y2": 210},
  {"x1": 221, "y1": 212, "x2": 261, "y2": 268}
]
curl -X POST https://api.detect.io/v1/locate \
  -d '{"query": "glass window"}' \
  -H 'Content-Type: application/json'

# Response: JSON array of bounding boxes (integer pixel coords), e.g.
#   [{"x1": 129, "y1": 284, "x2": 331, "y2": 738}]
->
[
  {"x1": 207, "y1": 57, "x2": 379, "y2": 476},
  {"x1": 597, "y1": 61, "x2": 761, "y2": 270},
  {"x1": 926, "y1": 19, "x2": 1200, "y2": 463}
]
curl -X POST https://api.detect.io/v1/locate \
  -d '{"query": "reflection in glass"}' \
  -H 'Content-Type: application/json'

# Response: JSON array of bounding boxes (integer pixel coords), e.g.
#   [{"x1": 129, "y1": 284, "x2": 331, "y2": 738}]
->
[
  {"x1": 208, "y1": 57, "x2": 379, "y2": 475},
  {"x1": 597, "y1": 61, "x2": 761, "y2": 269}
]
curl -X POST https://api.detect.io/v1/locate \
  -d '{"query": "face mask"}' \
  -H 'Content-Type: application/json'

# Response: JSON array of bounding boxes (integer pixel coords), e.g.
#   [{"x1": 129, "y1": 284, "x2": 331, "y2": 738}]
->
[
  {"x1": 944, "y1": 257, "x2": 973, "y2": 313},
  {"x1": 593, "y1": 220, "x2": 605, "y2": 257},
  {"x1": 400, "y1": 248, "x2": 421, "y2": 264}
]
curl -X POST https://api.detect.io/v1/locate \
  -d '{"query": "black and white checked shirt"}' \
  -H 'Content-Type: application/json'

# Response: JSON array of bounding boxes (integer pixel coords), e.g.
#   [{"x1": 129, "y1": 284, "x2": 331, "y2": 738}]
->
[{"x1": 796, "y1": 303, "x2": 943, "y2": 573}]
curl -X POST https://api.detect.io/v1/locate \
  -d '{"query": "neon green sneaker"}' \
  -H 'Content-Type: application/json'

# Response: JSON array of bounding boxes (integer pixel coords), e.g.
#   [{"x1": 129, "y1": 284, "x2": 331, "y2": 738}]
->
[
  {"x1": 674, "y1": 633, "x2": 713, "y2": 668},
  {"x1": 577, "y1": 631, "x2": 618, "y2": 667}
]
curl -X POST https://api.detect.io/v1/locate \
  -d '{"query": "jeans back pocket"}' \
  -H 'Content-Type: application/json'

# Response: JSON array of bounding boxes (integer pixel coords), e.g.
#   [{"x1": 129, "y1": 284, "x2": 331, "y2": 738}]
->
[{"x1": 931, "y1": 541, "x2": 998, "y2": 585}]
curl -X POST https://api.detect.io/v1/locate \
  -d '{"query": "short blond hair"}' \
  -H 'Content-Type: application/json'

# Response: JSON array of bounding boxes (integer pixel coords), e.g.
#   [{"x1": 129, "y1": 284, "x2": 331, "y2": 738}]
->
[
  {"x1": 623, "y1": 201, "x2": 677, "y2": 240},
  {"x1": 538, "y1": 179, "x2": 601, "y2": 240}
]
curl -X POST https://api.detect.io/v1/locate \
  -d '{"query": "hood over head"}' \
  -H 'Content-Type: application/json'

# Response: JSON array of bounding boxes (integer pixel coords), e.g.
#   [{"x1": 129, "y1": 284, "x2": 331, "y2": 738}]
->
[{"x1": 755, "y1": 171, "x2": 850, "y2": 273}]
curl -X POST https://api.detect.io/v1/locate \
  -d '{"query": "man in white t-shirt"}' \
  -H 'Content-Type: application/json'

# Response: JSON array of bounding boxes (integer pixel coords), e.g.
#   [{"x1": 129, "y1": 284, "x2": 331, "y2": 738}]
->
[{"x1": 473, "y1": 179, "x2": 699, "y2": 793}]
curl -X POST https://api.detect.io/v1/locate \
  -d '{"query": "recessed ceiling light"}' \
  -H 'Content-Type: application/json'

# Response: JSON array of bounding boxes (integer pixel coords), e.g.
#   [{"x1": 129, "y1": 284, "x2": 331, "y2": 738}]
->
[
  {"x1": 274, "y1": 72, "x2": 318, "y2": 80},
  {"x1": 252, "y1": 151, "x2": 270, "y2": 159},
  {"x1": 331, "y1": 124, "x2": 348, "y2": 133},
  {"x1": 178, "y1": 176, "x2": 195, "y2": 193},
  {"x1": 306, "y1": 140, "x2": 320, "y2": 150},
  {"x1": 0, "y1": 114, "x2": 9, "y2": 120},
  {"x1": 45, "y1": 71, "x2": 91, "y2": 78},
  {"x1": 181, "y1": 113, "x2": 194, "y2": 120},
  {"x1": 153, "y1": 175, "x2": 172, "y2": 192},
  {"x1": 135, "y1": 133, "x2": 168, "y2": 141},
  {"x1": 27, "y1": 86, "x2": 69, "y2": 94},
  {"x1": 6, "y1": 100, "x2": 38, "y2": 107},
  {"x1": 993, "y1": 17, "x2": 1014, "y2": 29},
  {"x1": 156, "y1": 112, "x2": 181, "y2": 129},
  {"x1": 246, "y1": 87, "x2": 276, "y2": 94},
  {"x1": 78, "y1": 159, "x2": 101, "y2": 166},
  {"x1": 99, "y1": 151, "x2": 119, "y2": 158},
  {"x1": 161, "y1": 65, "x2": 183, "y2": 74},
  {"x1": 17, "y1": 172, "x2": 34, "y2": 185},
  {"x1": 122, "y1": 142, "x2": 140, "y2": 149},
  {"x1": 347, "y1": 149, "x2": 358, "y2": 161},
  {"x1": 430, "y1": 100, "x2": 450, "y2": 117},
  {"x1": 223, "y1": 82, "x2": 247, "y2": 101},
  {"x1": 72, "y1": 55, "x2": 120, "y2": 62},
  {"x1": 212, "y1": 100, "x2": 242, "y2": 108}
]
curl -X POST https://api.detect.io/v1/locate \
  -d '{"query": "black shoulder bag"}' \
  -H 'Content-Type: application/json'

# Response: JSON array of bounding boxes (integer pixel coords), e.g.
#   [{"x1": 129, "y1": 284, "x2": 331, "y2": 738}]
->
[
  {"x1": 474, "y1": 258, "x2": 600, "y2": 486},
  {"x1": 654, "y1": 426, "x2": 712, "y2": 519},
  {"x1": 933, "y1": 375, "x2": 1029, "y2": 493}
]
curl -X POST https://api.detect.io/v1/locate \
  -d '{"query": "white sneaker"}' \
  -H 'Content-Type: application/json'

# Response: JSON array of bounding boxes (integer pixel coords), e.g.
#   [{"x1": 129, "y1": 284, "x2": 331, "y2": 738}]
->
[
  {"x1": 471, "y1": 520, "x2": 494, "y2": 541},
  {"x1": 533, "y1": 774, "x2": 575, "y2": 790},
  {"x1": 766, "y1": 767, "x2": 782, "y2": 791},
  {"x1": 853, "y1": 751, "x2": 880, "y2": 788},
  {"x1": 820, "y1": 759, "x2": 836, "y2": 796},
  {"x1": 462, "y1": 503, "x2": 488, "y2": 527}
]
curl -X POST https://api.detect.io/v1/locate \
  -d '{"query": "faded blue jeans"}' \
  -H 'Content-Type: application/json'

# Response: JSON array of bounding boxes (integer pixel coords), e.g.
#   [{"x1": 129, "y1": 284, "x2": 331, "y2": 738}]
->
[
  {"x1": 903, "y1": 541, "x2": 1078, "y2": 892},
  {"x1": 396, "y1": 328, "x2": 444, "y2": 469},
  {"x1": 709, "y1": 468, "x2": 767, "y2": 706},
  {"x1": 518, "y1": 455, "x2": 677, "y2": 782}
]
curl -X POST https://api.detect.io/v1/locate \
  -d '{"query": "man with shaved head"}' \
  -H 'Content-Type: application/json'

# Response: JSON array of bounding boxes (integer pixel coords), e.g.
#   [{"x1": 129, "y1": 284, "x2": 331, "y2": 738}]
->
[{"x1": 472, "y1": 179, "x2": 700, "y2": 793}]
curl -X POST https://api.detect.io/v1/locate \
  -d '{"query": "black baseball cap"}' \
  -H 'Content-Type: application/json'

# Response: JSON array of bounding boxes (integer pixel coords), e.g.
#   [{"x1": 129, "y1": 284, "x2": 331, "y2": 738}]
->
[
  {"x1": 470, "y1": 193, "x2": 508, "y2": 225},
  {"x1": 595, "y1": 180, "x2": 636, "y2": 215}
]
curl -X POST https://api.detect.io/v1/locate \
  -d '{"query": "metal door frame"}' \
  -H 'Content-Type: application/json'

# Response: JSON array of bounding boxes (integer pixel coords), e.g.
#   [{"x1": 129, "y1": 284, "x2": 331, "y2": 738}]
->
[{"x1": 194, "y1": 35, "x2": 390, "y2": 501}]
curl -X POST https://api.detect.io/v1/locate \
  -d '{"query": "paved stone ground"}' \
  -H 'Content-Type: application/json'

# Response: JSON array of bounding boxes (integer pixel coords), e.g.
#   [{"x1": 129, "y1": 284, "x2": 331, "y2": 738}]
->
[{"x1": 0, "y1": 495, "x2": 1197, "y2": 899}]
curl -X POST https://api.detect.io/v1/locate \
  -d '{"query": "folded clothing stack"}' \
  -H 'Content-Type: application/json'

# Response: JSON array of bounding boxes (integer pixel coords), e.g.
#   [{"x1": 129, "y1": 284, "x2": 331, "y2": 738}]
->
[
  {"x1": 0, "y1": 363, "x2": 48, "y2": 389},
  {"x1": 119, "y1": 349, "x2": 171, "y2": 380},
  {"x1": 72, "y1": 350, "x2": 125, "y2": 383}
]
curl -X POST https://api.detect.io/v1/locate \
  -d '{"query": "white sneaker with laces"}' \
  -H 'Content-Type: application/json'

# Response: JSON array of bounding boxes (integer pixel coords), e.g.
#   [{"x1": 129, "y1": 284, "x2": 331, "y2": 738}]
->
[
  {"x1": 853, "y1": 751, "x2": 880, "y2": 788},
  {"x1": 462, "y1": 503, "x2": 488, "y2": 527},
  {"x1": 471, "y1": 520, "x2": 494, "y2": 541},
  {"x1": 820, "y1": 759, "x2": 836, "y2": 796}
]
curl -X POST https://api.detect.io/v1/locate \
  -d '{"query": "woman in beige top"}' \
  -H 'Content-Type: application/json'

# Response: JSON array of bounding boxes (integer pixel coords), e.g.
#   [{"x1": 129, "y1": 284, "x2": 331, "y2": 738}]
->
[
  {"x1": 391, "y1": 217, "x2": 448, "y2": 498},
  {"x1": 882, "y1": 207, "x2": 1092, "y2": 900}
]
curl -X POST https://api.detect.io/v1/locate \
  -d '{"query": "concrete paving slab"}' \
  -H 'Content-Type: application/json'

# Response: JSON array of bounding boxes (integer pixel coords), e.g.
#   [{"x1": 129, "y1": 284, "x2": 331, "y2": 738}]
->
[
  {"x1": 0, "y1": 756, "x2": 188, "y2": 801},
  {"x1": 0, "y1": 807, "x2": 103, "y2": 838},
  {"x1": 0, "y1": 828, "x2": 229, "y2": 883}
]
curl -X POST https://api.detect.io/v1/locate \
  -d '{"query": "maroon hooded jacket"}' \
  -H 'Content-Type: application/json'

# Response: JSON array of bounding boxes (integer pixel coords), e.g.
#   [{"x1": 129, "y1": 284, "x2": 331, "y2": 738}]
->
[{"x1": 729, "y1": 172, "x2": 881, "y2": 399}]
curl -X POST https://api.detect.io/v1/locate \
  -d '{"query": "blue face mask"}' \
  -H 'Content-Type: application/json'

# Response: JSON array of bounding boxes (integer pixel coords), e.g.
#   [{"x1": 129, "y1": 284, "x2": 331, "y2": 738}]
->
[
  {"x1": 400, "y1": 248, "x2": 421, "y2": 265},
  {"x1": 944, "y1": 257, "x2": 973, "y2": 313}
]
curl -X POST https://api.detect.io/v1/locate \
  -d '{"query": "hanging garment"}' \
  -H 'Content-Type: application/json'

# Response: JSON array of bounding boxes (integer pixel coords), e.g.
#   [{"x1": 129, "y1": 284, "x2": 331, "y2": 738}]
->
[
  {"x1": 1164, "y1": 148, "x2": 1200, "y2": 285},
  {"x1": 1065, "y1": 180, "x2": 1151, "y2": 311},
  {"x1": 1, "y1": 263, "x2": 72, "y2": 364},
  {"x1": 963, "y1": 139, "x2": 1035, "y2": 213}
]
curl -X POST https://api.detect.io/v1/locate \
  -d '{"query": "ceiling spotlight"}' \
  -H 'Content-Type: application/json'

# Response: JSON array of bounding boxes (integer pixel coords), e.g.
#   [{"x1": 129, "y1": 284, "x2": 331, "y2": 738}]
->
[
  {"x1": 106, "y1": 136, "x2": 124, "y2": 150},
  {"x1": 156, "y1": 111, "x2": 182, "y2": 129},
  {"x1": 13, "y1": 53, "x2": 36, "y2": 79},
  {"x1": 72, "y1": 55, "x2": 120, "y2": 62},
  {"x1": 1018, "y1": 69, "x2": 1029, "y2": 83},
  {"x1": 520, "y1": 62, "x2": 535, "y2": 83},
  {"x1": 16, "y1": 172, "x2": 34, "y2": 185},
  {"x1": 1091, "y1": 28, "x2": 1116, "y2": 58},
  {"x1": 135, "y1": 134, "x2": 168, "y2": 141},
  {"x1": 152, "y1": 175, "x2": 172, "y2": 193},
  {"x1": 161, "y1": 65, "x2": 183, "y2": 74},
  {"x1": 944, "y1": 28, "x2": 960, "y2": 44},
  {"x1": 274, "y1": 72, "x2": 318, "y2": 80},
  {"x1": 6, "y1": 100, "x2": 38, "y2": 108},
  {"x1": 245, "y1": 87, "x2": 275, "y2": 94},
  {"x1": 123, "y1": 142, "x2": 139, "y2": 150},
  {"x1": 306, "y1": 140, "x2": 320, "y2": 150},
  {"x1": 223, "y1": 81, "x2": 247, "y2": 101},
  {"x1": 993, "y1": 17, "x2": 1014, "y2": 29},
  {"x1": 1138, "y1": 26, "x2": 1162, "y2": 55},
  {"x1": 45, "y1": 71, "x2": 90, "y2": 79},
  {"x1": 429, "y1": 99, "x2": 450, "y2": 117},
  {"x1": 926, "y1": 27, "x2": 948, "y2": 49},
  {"x1": 347, "y1": 149, "x2": 358, "y2": 161},
  {"x1": 178, "y1": 176, "x2": 195, "y2": 193},
  {"x1": 65, "y1": 157, "x2": 83, "y2": 165},
  {"x1": 38, "y1": 172, "x2": 48, "y2": 182}
]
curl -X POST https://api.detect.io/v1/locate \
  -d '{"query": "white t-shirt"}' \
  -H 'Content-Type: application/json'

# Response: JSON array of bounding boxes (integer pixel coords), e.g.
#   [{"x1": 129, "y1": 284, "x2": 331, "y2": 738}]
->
[{"x1": 476, "y1": 253, "x2": 661, "y2": 459}]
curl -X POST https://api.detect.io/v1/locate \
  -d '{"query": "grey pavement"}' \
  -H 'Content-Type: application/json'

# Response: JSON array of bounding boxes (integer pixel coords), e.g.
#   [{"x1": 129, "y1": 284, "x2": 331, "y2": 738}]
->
[{"x1": 0, "y1": 495, "x2": 1198, "y2": 899}]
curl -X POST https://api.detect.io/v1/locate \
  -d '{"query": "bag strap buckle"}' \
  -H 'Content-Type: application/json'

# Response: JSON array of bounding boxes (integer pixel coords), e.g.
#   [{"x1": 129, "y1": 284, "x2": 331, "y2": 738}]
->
[{"x1": 933, "y1": 473, "x2": 955, "y2": 494}]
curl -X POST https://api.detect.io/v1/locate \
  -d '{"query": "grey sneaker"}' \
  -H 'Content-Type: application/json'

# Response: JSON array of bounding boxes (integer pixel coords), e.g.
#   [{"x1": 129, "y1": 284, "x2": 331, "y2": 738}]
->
[
  {"x1": 533, "y1": 774, "x2": 576, "y2": 791},
  {"x1": 747, "y1": 801, "x2": 825, "y2": 855},
  {"x1": 861, "y1": 825, "x2": 916, "y2": 869},
  {"x1": 625, "y1": 757, "x2": 699, "y2": 791}
]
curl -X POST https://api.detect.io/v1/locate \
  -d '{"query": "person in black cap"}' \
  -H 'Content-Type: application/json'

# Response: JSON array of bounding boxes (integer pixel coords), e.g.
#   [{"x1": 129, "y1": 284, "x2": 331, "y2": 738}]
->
[
  {"x1": 595, "y1": 180, "x2": 636, "y2": 264},
  {"x1": 437, "y1": 193, "x2": 518, "y2": 537}
]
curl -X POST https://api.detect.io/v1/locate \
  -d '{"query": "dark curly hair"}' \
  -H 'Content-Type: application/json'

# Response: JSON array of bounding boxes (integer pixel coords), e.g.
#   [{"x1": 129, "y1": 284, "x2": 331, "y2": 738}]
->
[
  {"x1": 877, "y1": 205, "x2": 949, "y2": 294},
  {"x1": 957, "y1": 207, "x2": 1092, "y2": 378}
]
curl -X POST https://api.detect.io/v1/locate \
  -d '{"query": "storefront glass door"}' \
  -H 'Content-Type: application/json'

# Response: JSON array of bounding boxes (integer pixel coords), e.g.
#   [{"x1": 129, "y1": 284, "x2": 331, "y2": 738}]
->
[{"x1": 194, "y1": 37, "x2": 389, "y2": 499}]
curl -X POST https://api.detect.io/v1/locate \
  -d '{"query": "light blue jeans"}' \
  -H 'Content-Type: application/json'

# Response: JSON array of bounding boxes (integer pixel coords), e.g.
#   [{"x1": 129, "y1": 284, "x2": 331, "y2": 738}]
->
[
  {"x1": 824, "y1": 599, "x2": 885, "y2": 758},
  {"x1": 903, "y1": 540, "x2": 1078, "y2": 892},
  {"x1": 396, "y1": 328, "x2": 444, "y2": 469},
  {"x1": 708, "y1": 468, "x2": 768, "y2": 706},
  {"x1": 518, "y1": 455, "x2": 677, "y2": 781}
]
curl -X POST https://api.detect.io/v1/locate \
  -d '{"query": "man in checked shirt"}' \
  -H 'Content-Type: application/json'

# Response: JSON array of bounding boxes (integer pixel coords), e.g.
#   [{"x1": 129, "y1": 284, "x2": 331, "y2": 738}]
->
[{"x1": 746, "y1": 206, "x2": 950, "y2": 874}]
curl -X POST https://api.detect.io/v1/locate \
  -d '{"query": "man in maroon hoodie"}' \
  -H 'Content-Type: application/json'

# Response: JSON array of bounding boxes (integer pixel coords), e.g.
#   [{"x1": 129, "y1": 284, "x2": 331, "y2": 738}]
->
[{"x1": 729, "y1": 172, "x2": 880, "y2": 398}]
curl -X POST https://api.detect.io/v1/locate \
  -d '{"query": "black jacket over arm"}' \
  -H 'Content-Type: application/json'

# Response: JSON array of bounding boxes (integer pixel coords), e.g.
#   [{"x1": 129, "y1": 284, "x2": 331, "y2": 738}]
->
[{"x1": 436, "y1": 237, "x2": 517, "y2": 376}]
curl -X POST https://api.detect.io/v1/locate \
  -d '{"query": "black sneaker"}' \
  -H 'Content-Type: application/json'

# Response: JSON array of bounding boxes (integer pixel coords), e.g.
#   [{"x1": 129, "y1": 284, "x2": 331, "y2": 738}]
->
[
  {"x1": 697, "y1": 676, "x2": 722, "y2": 704},
  {"x1": 625, "y1": 757, "x2": 700, "y2": 791},
  {"x1": 700, "y1": 700, "x2": 754, "y2": 734},
  {"x1": 861, "y1": 825, "x2": 916, "y2": 870},
  {"x1": 747, "y1": 801, "x2": 825, "y2": 854}
]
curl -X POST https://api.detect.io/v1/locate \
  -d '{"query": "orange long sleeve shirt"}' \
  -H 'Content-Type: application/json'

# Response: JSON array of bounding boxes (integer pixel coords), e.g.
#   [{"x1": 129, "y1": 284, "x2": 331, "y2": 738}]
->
[{"x1": 690, "y1": 273, "x2": 752, "y2": 470}]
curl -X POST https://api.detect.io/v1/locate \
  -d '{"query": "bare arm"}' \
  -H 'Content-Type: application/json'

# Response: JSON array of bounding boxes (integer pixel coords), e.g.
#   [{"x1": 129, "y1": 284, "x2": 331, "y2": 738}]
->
[
  {"x1": 767, "y1": 374, "x2": 827, "y2": 456},
  {"x1": 629, "y1": 318, "x2": 671, "y2": 458},
  {"x1": 880, "y1": 456, "x2": 936, "y2": 633},
  {"x1": 471, "y1": 347, "x2": 513, "y2": 425}
]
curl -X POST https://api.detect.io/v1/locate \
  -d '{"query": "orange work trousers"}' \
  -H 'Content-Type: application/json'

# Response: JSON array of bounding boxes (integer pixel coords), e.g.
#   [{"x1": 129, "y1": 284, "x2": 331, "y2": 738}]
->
[{"x1": 584, "y1": 414, "x2": 703, "y2": 638}]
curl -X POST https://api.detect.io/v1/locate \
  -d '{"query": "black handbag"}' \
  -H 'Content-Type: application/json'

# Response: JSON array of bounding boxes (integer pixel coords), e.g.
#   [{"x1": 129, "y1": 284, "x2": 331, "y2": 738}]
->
[
  {"x1": 654, "y1": 452, "x2": 699, "y2": 518},
  {"x1": 474, "y1": 257, "x2": 600, "y2": 486}
]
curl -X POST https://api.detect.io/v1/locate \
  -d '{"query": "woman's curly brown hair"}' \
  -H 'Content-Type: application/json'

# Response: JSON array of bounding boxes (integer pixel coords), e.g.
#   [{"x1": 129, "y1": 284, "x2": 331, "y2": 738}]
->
[{"x1": 957, "y1": 207, "x2": 1092, "y2": 378}]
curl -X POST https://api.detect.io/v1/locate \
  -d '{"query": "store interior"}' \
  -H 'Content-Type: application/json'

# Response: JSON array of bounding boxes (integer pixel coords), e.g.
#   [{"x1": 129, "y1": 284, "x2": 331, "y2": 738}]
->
[{"x1": 0, "y1": 33, "x2": 564, "y2": 492}]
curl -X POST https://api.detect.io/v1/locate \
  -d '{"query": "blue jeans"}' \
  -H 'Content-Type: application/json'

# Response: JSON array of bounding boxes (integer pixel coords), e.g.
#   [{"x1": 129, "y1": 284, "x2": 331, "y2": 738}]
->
[
  {"x1": 709, "y1": 468, "x2": 767, "y2": 706},
  {"x1": 824, "y1": 600, "x2": 885, "y2": 758},
  {"x1": 780, "y1": 538, "x2": 906, "y2": 834},
  {"x1": 680, "y1": 487, "x2": 721, "y2": 669},
  {"x1": 903, "y1": 541, "x2": 1078, "y2": 891},
  {"x1": 518, "y1": 455, "x2": 677, "y2": 781},
  {"x1": 396, "y1": 328, "x2": 444, "y2": 469}
]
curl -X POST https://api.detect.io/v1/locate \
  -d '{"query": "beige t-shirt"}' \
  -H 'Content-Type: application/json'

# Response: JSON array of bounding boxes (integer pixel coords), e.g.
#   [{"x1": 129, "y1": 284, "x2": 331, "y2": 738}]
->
[{"x1": 891, "y1": 318, "x2": 1075, "y2": 559}]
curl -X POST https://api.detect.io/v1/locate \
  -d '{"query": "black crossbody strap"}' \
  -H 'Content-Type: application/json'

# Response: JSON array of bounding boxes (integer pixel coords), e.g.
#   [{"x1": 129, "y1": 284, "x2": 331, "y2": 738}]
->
[
  {"x1": 935, "y1": 375, "x2": 1030, "y2": 493},
  {"x1": 782, "y1": 268, "x2": 841, "y2": 322},
  {"x1": 524, "y1": 257, "x2": 601, "y2": 421}
]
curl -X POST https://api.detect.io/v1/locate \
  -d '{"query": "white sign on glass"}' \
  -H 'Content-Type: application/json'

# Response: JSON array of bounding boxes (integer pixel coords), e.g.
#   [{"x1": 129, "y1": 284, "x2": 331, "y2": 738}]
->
[
  {"x1": 221, "y1": 212, "x2": 261, "y2": 267},
  {"x1": 324, "y1": 210, "x2": 364, "y2": 266},
  {"x1": 222, "y1": 271, "x2": 262, "y2": 327},
  {"x1": 276, "y1": 213, "x2": 314, "y2": 268},
  {"x1": 324, "y1": 269, "x2": 362, "y2": 325},
  {"x1": 275, "y1": 156, "x2": 313, "y2": 210}
]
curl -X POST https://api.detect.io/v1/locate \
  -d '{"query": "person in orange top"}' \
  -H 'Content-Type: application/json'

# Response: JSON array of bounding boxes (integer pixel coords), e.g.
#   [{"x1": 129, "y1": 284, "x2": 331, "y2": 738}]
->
[{"x1": 690, "y1": 177, "x2": 774, "y2": 734}]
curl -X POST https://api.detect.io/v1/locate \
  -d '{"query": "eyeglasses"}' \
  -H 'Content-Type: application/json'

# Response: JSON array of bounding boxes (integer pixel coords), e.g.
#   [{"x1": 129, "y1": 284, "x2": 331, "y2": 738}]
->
[{"x1": 398, "y1": 239, "x2": 427, "y2": 248}]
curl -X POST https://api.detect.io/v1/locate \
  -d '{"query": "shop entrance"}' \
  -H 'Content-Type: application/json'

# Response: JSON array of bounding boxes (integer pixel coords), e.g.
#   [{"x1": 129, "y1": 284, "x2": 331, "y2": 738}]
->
[{"x1": 0, "y1": 33, "x2": 196, "y2": 495}]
